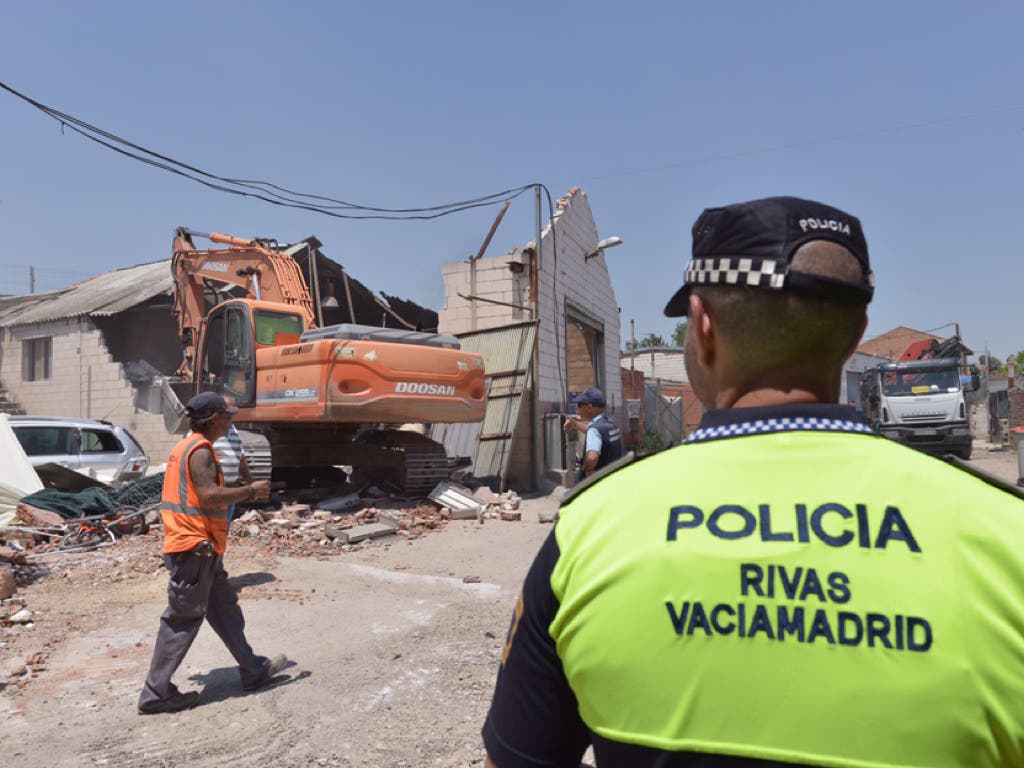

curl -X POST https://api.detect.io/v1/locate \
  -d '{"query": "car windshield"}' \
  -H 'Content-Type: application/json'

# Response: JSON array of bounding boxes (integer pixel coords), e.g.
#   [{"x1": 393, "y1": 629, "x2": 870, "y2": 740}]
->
[{"x1": 881, "y1": 368, "x2": 960, "y2": 396}]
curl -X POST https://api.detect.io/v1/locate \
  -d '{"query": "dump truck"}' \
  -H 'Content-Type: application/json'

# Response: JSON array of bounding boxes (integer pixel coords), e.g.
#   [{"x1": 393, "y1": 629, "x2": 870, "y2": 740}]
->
[
  {"x1": 161, "y1": 228, "x2": 486, "y2": 493},
  {"x1": 859, "y1": 337, "x2": 979, "y2": 459}
]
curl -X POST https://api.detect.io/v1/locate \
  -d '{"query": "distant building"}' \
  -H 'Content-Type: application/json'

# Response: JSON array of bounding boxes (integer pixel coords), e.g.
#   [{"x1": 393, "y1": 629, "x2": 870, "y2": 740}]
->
[
  {"x1": 858, "y1": 326, "x2": 943, "y2": 360},
  {"x1": 620, "y1": 347, "x2": 688, "y2": 384}
]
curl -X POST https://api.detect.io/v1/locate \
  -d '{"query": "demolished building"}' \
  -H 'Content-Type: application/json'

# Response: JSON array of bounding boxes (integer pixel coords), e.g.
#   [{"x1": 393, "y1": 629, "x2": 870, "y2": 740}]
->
[
  {"x1": 0, "y1": 238, "x2": 441, "y2": 462},
  {"x1": 435, "y1": 187, "x2": 623, "y2": 489}
]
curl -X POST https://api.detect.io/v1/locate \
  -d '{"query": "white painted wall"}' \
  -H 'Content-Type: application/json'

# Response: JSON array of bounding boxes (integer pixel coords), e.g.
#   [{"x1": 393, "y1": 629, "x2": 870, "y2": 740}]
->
[
  {"x1": 1, "y1": 317, "x2": 179, "y2": 462},
  {"x1": 440, "y1": 189, "x2": 622, "y2": 415},
  {"x1": 439, "y1": 189, "x2": 622, "y2": 486},
  {"x1": 621, "y1": 349, "x2": 689, "y2": 384}
]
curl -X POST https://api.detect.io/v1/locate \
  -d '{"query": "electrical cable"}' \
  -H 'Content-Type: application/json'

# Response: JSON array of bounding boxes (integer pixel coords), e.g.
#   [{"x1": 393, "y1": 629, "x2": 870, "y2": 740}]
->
[
  {"x1": 576, "y1": 105, "x2": 1024, "y2": 185},
  {"x1": 0, "y1": 80, "x2": 533, "y2": 220}
]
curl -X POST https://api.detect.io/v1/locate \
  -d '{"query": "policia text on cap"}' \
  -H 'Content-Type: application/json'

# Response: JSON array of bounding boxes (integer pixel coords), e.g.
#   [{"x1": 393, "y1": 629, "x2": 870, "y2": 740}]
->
[{"x1": 482, "y1": 197, "x2": 1024, "y2": 768}]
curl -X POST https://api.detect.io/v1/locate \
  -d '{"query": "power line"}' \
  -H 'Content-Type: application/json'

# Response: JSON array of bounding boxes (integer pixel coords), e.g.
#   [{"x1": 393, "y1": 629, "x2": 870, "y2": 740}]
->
[
  {"x1": 0, "y1": 79, "x2": 534, "y2": 221},
  {"x1": 576, "y1": 105, "x2": 1024, "y2": 185}
]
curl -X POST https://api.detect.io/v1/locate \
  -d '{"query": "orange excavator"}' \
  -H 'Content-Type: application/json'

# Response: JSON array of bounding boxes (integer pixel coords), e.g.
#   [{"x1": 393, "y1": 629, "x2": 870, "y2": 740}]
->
[{"x1": 163, "y1": 228, "x2": 486, "y2": 493}]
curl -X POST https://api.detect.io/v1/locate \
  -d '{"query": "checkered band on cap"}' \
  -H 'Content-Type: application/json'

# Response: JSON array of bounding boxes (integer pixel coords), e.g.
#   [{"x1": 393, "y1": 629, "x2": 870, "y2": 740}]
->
[{"x1": 683, "y1": 257, "x2": 788, "y2": 290}]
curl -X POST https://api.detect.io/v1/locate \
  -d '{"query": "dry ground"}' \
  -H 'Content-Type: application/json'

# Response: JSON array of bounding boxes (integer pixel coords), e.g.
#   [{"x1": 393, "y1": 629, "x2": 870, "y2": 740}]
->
[{"x1": 0, "y1": 442, "x2": 1019, "y2": 768}]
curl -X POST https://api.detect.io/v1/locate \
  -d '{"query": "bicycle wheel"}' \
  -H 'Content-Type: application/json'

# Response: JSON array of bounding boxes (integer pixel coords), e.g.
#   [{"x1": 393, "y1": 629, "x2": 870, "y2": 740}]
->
[
  {"x1": 108, "y1": 508, "x2": 150, "y2": 537},
  {"x1": 59, "y1": 526, "x2": 115, "y2": 551}
]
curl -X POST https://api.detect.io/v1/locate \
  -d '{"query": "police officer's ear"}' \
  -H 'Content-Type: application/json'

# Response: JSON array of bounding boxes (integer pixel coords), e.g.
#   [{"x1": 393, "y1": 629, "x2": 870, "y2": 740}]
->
[{"x1": 687, "y1": 293, "x2": 716, "y2": 368}]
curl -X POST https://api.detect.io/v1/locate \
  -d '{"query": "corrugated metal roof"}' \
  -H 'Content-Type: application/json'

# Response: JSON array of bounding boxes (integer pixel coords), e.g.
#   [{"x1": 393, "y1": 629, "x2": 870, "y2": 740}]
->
[{"x1": 0, "y1": 260, "x2": 172, "y2": 328}]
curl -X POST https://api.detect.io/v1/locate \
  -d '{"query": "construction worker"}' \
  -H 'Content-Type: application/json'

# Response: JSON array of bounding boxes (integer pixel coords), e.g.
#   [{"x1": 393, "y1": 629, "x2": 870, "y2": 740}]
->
[
  {"x1": 562, "y1": 387, "x2": 623, "y2": 480},
  {"x1": 482, "y1": 196, "x2": 1024, "y2": 766},
  {"x1": 138, "y1": 392, "x2": 285, "y2": 715}
]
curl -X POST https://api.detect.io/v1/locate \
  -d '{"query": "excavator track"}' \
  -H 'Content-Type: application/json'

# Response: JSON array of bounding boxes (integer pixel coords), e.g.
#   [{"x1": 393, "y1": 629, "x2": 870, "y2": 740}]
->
[
  {"x1": 237, "y1": 429, "x2": 273, "y2": 482},
  {"x1": 354, "y1": 430, "x2": 450, "y2": 497},
  {"x1": 236, "y1": 424, "x2": 449, "y2": 496}
]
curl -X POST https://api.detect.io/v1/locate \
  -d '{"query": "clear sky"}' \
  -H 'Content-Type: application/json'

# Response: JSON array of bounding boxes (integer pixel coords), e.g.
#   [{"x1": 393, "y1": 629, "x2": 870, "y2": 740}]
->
[{"x1": 2, "y1": 2, "x2": 1021, "y2": 359}]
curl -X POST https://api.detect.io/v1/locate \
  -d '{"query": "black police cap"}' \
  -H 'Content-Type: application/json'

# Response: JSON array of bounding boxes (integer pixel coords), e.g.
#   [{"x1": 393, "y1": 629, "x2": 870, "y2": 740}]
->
[{"x1": 663, "y1": 196, "x2": 874, "y2": 317}]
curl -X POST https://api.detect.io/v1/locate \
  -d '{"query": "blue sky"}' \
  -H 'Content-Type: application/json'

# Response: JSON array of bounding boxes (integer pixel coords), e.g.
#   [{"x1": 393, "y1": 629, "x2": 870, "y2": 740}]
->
[{"x1": 2, "y1": 2, "x2": 1021, "y2": 358}]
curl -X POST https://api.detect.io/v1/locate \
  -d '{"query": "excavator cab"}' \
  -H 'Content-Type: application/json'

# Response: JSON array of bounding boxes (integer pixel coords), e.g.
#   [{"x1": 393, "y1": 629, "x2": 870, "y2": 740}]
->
[{"x1": 197, "y1": 300, "x2": 257, "y2": 407}]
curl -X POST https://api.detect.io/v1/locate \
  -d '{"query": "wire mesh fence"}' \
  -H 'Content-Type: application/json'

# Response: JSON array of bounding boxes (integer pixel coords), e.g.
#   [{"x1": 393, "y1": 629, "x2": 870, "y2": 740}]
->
[{"x1": 0, "y1": 263, "x2": 90, "y2": 296}]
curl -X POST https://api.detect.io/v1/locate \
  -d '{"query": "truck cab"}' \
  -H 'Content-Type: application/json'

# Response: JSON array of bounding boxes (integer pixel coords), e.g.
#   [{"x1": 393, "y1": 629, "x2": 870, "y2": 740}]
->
[{"x1": 860, "y1": 359, "x2": 978, "y2": 459}]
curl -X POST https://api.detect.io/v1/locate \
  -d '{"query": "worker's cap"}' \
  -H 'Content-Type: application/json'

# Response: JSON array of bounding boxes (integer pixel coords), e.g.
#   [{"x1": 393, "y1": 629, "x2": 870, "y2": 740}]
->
[
  {"x1": 185, "y1": 392, "x2": 238, "y2": 420},
  {"x1": 663, "y1": 196, "x2": 874, "y2": 317},
  {"x1": 570, "y1": 387, "x2": 606, "y2": 408}
]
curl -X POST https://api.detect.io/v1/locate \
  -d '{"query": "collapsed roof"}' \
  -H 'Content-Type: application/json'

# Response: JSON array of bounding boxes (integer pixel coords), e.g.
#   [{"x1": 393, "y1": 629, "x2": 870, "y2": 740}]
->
[{"x1": 0, "y1": 237, "x2": 439, "y2": 332}]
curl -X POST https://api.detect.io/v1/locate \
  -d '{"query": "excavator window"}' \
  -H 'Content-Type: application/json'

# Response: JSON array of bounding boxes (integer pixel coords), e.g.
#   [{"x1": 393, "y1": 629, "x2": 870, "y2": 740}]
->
[{"x1": 254, "y1": 310, "x2": 303, "y2": 346}]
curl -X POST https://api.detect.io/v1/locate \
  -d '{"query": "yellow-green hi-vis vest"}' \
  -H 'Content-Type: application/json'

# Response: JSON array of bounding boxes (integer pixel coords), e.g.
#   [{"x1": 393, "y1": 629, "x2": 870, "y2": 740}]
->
[{"x1": 551, "y1": 429, "x2": 1024, "y2": 768}]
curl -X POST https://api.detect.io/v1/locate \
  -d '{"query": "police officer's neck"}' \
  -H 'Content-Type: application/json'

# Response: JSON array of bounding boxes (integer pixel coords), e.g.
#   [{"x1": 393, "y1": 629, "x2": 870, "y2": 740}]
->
[{"x1": 715, "y1": 385, "x2": 834, "y2": 409}]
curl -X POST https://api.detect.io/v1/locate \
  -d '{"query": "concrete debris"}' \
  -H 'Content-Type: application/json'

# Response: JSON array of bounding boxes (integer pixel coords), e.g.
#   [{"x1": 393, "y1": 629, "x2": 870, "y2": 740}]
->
[
  {"x1": 472, "y1": 486, "x2": 502, "y2": 505},
  {"x1": 325, "y1": 521, "x2": 398, "y2": 544},
  {"x1": 14, "y1": 505, "x2": 65, "y2": 528},
  {"x1": 0, "y1": 567, "x2": 14, "y2": 599},
  {"x1": 428, "y1": 482, "x2": 523, "y2": 523},
  {"x1": 9, "y1": 607, "x2": 32, "y2": 624},
  {"x1": 538, "y1": 510, "x2": 558, "y2": 524},
  {"x1": 428, "y1": 482, "x2": 484, "y2": 519}
]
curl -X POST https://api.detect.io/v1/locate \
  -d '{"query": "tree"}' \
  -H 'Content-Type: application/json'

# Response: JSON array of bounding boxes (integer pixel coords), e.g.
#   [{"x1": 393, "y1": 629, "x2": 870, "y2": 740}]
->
[
  {"x1": 625, "y1": 333, "x2": 666, "y2": 353},
  {"x1": 979, "y1": 354, "x2": 1007, "y2": 374},
  {"x1": 638, "y1": 333, "x2": 665, "y2": 349},
  {"x1": 671, "y1": 321, "x2": 687, "y2": 347}
]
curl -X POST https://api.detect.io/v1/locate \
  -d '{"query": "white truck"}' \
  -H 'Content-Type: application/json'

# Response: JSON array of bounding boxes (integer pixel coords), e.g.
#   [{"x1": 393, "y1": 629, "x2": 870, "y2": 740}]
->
[{"x1": 860, "y1": 357, "x2": 979, "y2": 459}]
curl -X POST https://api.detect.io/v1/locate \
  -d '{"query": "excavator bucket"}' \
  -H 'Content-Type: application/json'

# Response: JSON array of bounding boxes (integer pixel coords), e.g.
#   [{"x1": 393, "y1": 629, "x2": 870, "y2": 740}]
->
[{"x1": 157, "y1": 377, "x2": 189, "y2": 434}]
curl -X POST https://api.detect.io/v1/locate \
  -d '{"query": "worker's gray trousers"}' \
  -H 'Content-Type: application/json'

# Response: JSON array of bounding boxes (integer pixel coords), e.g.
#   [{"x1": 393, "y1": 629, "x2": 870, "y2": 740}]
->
[{"x1": 138, "y1": 551, "x2": 268, "y2": 708}]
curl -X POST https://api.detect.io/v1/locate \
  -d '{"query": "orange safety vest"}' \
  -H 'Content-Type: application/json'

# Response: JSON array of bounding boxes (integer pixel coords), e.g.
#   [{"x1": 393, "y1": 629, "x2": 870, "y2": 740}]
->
[{"x1": 161, "y1": 433, "x2": 229, "y2": 555}]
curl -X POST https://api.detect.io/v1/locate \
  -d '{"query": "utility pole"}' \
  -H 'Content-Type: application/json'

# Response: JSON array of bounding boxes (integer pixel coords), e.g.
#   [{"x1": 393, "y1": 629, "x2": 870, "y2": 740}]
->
[
  {"x1": 630, "y1": 319, "x2": 636, "y2": 372},
  {"x1": 530, "y1": 184, "x2": 543, "y2": 490}
]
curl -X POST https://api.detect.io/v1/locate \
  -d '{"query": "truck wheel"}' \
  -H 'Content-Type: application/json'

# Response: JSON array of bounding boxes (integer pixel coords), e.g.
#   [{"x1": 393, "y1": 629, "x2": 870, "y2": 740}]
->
[{"x1": 959, "y1": 448, "x2": 972, "y2": 460}]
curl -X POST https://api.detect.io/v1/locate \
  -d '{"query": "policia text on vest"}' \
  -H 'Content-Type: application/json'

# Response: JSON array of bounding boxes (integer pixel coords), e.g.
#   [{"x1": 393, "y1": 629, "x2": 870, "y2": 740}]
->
[{"x1": 665, "y1": 500, "x2": 931, "y2": 652}]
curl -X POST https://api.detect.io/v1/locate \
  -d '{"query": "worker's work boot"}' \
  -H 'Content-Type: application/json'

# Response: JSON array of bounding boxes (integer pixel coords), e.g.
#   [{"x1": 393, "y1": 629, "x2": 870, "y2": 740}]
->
[
  {"x1": 138, "y1": 690, "x2": 200, "y2": 715},
  {"x1": 243, "y1": 653, "x2": 288, "y2": 692}
]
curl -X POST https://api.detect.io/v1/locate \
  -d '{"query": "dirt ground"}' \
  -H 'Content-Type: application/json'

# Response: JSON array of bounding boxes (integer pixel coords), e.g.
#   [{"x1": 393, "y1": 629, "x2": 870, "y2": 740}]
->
[{"x1": 0, "y1": 442, "x2": 1019, "y2": 768}]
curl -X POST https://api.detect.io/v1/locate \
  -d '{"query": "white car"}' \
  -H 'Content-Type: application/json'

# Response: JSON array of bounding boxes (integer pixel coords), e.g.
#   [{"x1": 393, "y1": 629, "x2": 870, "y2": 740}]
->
[{"x1": 9, "y1": 416, "x2": 149, "y2": 482}]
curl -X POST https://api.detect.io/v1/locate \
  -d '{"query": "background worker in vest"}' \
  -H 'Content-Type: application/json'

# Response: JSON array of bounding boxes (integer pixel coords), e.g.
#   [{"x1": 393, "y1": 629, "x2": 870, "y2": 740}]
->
[
  {"x1": 482, "y1": 196, "x2": 1024, "y2": 767},
  {"x1": 562, "y1": 387, "x2": 623, "y2": 480},
  {"x1": 138, "y1": 392, "x2": 285, "y2": 715}
]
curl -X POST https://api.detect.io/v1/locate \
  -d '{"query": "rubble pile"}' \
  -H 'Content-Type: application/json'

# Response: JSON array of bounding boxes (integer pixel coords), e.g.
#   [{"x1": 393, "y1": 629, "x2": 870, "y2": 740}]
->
[{"x1": 226, "y1": 484, "x2": 525, "y2": 556}]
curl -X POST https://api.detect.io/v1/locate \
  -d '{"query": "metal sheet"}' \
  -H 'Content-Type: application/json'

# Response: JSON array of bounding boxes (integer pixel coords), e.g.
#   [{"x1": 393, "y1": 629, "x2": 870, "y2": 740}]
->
[
  {"x1": 438, "y1": 321, "x2": 536, "y2": 489},
  {"x1": 0, "y1": 261, "x2": 172, "y2": 328}
]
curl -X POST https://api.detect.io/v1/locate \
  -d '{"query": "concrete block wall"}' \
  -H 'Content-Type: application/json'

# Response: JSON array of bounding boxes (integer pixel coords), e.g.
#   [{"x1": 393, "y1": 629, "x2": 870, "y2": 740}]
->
[
  {"x1": 438, "y1": 255, "x2": 529, "y2": 333},
  {"x1": 1, "y1": 317, "x2": 179, "y2": 463},
  {"x1": 439, "y1": 188, "x2": 623, "y2": 488},
  {"x1": 536, "y1": 190, "x2": 622, "y2": 419}
]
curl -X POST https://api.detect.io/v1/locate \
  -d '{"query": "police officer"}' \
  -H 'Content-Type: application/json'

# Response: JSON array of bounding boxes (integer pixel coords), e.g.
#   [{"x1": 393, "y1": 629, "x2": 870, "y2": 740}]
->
[
  {"x1": 482, "y1": 196, "x2": 1024, "y2": 767},
  {"x1": 563, "y1": 387, "x2": 623, "y2": 480}
]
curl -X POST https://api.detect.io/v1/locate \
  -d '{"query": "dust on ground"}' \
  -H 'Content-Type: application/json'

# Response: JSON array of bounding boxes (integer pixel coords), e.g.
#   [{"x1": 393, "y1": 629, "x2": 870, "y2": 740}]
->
[{"x1": 0, "y1": 441, "x2": 1019, "y2": 768}]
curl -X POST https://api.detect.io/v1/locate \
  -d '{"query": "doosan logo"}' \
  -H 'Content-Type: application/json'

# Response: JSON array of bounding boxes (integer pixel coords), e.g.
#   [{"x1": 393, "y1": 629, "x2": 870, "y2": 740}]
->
[
  {"x1": 799, "y1": 218, "x2": 851, "y2": 235},
  {"x1": 200, "y1": 260, "x2": 230, "y2": 273},
  {"x1": 395, "y1": 381, "x2": 456, "y2": 396}
]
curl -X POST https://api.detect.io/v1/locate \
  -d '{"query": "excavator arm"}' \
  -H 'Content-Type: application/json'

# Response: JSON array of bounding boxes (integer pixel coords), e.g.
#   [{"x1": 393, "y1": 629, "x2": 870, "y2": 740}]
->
[{"x1": 171, "y1": 227, "x2": 317, "y2": 377}]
